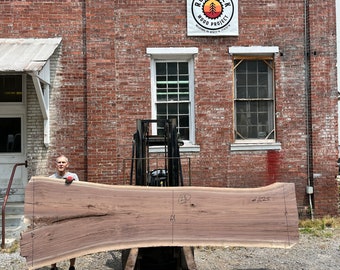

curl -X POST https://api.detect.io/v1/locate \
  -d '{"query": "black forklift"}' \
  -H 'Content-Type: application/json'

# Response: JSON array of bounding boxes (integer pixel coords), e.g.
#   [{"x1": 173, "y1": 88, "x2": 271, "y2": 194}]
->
[
  {"x1": 131, "y1": 118, "x2": 183, "y2": 187},
  {"x1": 122, "y1": 119, "x2": 195, "y2": 270}
]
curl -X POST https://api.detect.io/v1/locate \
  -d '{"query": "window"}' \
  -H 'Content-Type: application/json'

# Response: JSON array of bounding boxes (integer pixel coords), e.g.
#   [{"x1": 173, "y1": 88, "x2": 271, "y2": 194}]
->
[
  {"x1": 0, "y1": 74, "x2": 25, "y2": 153},
  {"x1": 0, "y1": 117, "x2": 21, "y2": 153},
  {"x1": 155, "y1": 61, "x2": 190, "y2": 140},
  {"x1": 0, "y1": 75, "x2": 22, "y2": 102},
  {"x1": 147, "y1": 48, "x2": 198, "y2": 150},
  {"x1": 229, "y1": 46, "x2": 281, "y2": 151},
  {"x1": 234, "y1": 58, "x2": 274, "y2": 140}
]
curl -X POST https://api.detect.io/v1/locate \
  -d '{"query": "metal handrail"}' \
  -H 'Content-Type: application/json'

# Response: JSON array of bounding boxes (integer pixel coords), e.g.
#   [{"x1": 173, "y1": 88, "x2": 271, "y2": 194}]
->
[{"x1": 1, "y1": 161, "x2": 27, "y2": 249}]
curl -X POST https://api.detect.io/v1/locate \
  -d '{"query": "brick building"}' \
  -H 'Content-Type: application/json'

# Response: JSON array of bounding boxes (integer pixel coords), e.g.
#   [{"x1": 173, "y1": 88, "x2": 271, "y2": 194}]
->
[{"x1": 0, "y1": 0, "x2": 338, "y2": 218}]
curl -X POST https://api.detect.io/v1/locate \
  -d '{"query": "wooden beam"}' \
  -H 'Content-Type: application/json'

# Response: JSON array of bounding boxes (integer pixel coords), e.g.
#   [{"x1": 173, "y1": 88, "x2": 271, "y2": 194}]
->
[
  {"x1": 182, "y1": 247, "x2": 196, "y2": 270},
  {"x1": 20, "y1": 177, "x2": 299, "y2": 270},
  {"x1": 123, "y1": 248, "x2": 138, "y2": 270}
]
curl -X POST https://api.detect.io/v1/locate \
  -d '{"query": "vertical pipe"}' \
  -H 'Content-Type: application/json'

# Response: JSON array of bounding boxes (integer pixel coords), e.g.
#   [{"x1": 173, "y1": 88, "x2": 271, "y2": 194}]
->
[
  {"x1": 82, "y1": 0, "x2": 88, "y2": 181},
  {"x1": 304, "y1": 0, "x2": 314, "y2": 219}
]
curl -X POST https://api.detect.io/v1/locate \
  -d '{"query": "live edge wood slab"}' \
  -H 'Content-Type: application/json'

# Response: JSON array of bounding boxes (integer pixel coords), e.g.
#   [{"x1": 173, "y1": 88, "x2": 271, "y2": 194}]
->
[{"x1": 20, "y1": 177, "x2": 299, "y2": 269}]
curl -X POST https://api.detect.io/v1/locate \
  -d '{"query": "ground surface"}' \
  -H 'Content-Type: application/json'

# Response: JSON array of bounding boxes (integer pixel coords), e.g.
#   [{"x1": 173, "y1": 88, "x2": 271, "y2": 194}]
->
[{"x1": 1, "y1": 233, "x2": 340, "y2": 270}]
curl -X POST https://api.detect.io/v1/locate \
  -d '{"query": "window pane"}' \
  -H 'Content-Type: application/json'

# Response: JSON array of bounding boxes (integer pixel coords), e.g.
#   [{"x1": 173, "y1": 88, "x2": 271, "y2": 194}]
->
[
  {"x1": 168, "y1": 103, "x2": 177, "y2": 114},
  {"x1": 179, "y1": 94, "x2": 189, "y2": 100},
  {"x1": 249, "y1": 101, "x2": 258, "y2": 112},
  {"x1": 236, "y1": 60, "x2": 246, "y2": 72},
  {"x1": 247, "y1": 74, "x2": 257, "y2": 85},
  {"x1": 179, "y1": 84, "x2": 189, "y2": 100},
  {"x1": 168, "y1": 75, "x2": 177, "y2": 82},
  {"x1": 168, "y1": 63, "x2": 177, "y2": 74},
  {"x1": 179, "y1": 103, "x2": 189, "y2": 114},
  {"x1": 156, "y1": 88, "x2": 167, "y2": 101},
  {"x1": 158, "y1": 115, "x2": 167, "y2": 125},
  {"x1": 156, "y1": 63, "x2": 166, "y2": 75},
  {"x1": 258, "y1": 86, "x2": 268, "y2": 98},
  {"x1": 234, "y1": 59, "x2": 274, "y2": 140},
  {"x1": 157, "y1": 75, "x2": 167, "y2": 82},
  {"x1": 179, "y1": 75, "x2": 189, "y2": 82},
  {"x1": 0, "y1": 118, "x2": 21, "y2": 152},
  {"x1": 258, "y1": 61, "x2": 268, "y2": 72},
  {"x1": 179, "y1": 115, "x2": 189, "y2": 127},
  {"x1": 179, "y1": 62, "x2": 188, "y2": 74},
  {"x1": 248, "y1": 87, "x2": 257, "y2": 98},
  {"x1": 248, "y1": 126, "x2": 258, "y2": 138},
  {"x1": 237, "y1": 87, "x2": 246, "y2": 98},
  {"x1": 247, "y1": 61, "x2": 257, "y2": 71},
  {"x1": 157, "y1": 82, "x2": 166, "y2": 88},
  {"x1": 236, "y1": 74, "x2": 246, "y2": 86},
  {"x1": 249, "y1": 113, "x2": 257, "y2": 125},
  {"x1": 155, "y1": 61, "x2": 191, "y2": 141},
  {"x1": 236, "y1": 101, "x2": 247, "y2": 113},
  {"x1": 157, "y1": 104, "x2": 167, "y2": 114},
  {"x1": 157, "y1": 116, "x2": 166, "y2": 136},
  {"x1": 178, "y1": 127, "x2": 189, "y2": 140},
  {"x1": 259, "y1": 113, "x2": 268, "y2": 124},
  {"x1": 236, "y1": 126, "x2": 247, "y2": 139},
  {"x1": 236, "y1": 101, "x2": 248, "y2": 129},
  {"x1": 258, "y1": 74, "x2": 268, "y2": 86},
  {"x1": 168, "y1": 93, "x2": 178, "y2": 101},
  {"x1": 258, "y1": 101, "x2": 268, "y2": 112},
  {"x1": 0, "y1": 75, "x2": 22, "y2": 102}
]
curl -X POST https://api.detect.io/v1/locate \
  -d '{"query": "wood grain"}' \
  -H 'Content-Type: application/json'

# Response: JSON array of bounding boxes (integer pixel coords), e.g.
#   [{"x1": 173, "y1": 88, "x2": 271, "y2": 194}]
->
[{"x1": 20, "y1": 176, "x2": 299, "y2": 269}]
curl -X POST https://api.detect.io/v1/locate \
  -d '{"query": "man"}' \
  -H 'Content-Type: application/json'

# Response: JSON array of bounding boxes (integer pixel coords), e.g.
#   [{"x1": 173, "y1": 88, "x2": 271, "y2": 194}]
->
[{"x1": 49, "y1": 155, "x2": 79, "y2": 270}]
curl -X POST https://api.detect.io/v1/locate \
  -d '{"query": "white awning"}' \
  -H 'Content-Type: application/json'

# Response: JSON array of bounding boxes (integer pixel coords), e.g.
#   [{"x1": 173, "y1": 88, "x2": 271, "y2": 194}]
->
[
  {"x1": 0, "y1": 38, "x2": 62, "y2": 148},
  {"x1": 0, "y1": 38, "x2": 62, "y2": 72}
]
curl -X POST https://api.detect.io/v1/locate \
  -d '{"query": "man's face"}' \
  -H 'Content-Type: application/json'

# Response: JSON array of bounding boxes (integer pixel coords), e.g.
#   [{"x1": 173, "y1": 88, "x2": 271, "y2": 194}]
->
[{"x1": 55, "y1": 157, "x2": 69, "y2": 175}]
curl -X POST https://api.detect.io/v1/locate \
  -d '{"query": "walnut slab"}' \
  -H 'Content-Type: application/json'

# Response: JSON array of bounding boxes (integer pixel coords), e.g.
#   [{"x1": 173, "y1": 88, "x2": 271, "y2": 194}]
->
[{"x1": 20, "y1": 177, "x2": 299, "y2": 269}]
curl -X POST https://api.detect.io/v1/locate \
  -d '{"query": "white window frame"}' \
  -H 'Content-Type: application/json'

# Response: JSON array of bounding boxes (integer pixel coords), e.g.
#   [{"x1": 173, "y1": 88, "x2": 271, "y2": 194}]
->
[
  {"x1": 229, "y1": 46, "x2": 281, "y2": 151},
  {"x1": 147, "y1": 47, "x2": 200, "y2": 152},
  {"x1": 0, "y1": 73, "x2": 26, "y2": 156}
]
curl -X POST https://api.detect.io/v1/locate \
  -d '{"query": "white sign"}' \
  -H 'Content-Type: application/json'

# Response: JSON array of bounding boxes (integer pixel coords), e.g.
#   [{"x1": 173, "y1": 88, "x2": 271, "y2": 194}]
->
[{"x1": 187, "y1": 0, "x2": 239, "y2": 36}]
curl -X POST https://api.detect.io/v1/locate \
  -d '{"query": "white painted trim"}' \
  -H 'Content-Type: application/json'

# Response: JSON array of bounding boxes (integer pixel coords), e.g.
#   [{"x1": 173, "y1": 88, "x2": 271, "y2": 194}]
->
[
  {"x1": 31, "y1": 75, "x2": 48, "y2": 120},
  {"x1": 147, "y1": 47, "x2": 198, "y2": 56},
  {"x1": 230, "y1": 142, "x2": 281, "y2": 151},
  {"x1": 148, "y1": 52, "x2": 197, "y2": 147},
  {"x1": 29, "y1": 60, "x2": 50, "y2": 147},
  {"x1": 149, "y1": 144, "x2": 200, "y2": 153},
  {"x1": 229, "y1": 46, "x2": 279, "y2": 55}
]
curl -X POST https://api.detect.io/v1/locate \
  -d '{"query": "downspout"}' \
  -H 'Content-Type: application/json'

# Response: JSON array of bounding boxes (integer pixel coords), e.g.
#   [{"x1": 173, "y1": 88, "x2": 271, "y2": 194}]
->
[
  {"x1": 304, "y1": 0, "x2": 314, "y2": 219},
  {"x1": 82, "y1": 0, "x2": 88, "y2": 181}
]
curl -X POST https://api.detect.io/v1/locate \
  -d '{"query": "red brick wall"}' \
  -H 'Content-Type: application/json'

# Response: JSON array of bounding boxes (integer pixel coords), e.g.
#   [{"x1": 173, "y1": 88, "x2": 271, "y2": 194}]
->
[
  {"x1": 1, "y1": 0, "x2": 338, "y2": 217},
  {"x1": 308, "y1": 0, "x2": 339, "y2": 216},
  {"x1": 0, "y1": 1, "x2": 87, "y2": 179}
]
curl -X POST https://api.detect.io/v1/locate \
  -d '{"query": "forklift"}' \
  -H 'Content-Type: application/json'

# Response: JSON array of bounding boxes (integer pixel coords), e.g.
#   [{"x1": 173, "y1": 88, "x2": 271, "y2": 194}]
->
[
  {"x1": 131, "y1": 118, "x2": 183, "y2": 187},
  {"x1": 122, "y1": 119, "x2": 195, "y2": 270}
]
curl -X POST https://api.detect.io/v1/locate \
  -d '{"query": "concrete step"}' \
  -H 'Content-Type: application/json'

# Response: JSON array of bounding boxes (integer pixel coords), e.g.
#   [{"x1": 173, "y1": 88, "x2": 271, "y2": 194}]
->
[
  {"x1": 2, "y1": 202, "x2": 24, "y2": 214},
  {"x1": 0, "y1": 189, "x2": 25, "y2": 203},
  {"x1": 1, "y1": 214, "x2": 24, "y2": 228}
]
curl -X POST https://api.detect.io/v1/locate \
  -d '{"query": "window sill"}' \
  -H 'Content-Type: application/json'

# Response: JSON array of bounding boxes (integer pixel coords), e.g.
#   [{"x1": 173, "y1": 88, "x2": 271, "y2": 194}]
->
[
  {"x1": 230, "y1": 141, "x2": 281, "y2": 151},
  {"x1": 149, "y1": 144, "x2": 200, "y2": 153}
]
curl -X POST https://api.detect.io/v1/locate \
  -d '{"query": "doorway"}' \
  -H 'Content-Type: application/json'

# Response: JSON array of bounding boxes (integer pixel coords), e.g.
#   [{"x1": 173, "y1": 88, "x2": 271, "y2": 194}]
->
[{"x1": 0, "y1": 74, "x2": 27, "y2": 203}]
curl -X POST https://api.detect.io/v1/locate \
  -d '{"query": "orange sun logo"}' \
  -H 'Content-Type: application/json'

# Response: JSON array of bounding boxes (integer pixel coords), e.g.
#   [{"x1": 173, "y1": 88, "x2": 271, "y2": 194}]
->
[{"x1": 203, "y1": 0, "x2": 223, "y2": 19}]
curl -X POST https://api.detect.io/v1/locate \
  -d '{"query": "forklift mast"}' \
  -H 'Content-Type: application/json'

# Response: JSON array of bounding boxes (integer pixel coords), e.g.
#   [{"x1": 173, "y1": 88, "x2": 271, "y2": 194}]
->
[
  {"x1": 132, "y1": 119, "x2": 183, "y2": 187},
  {"x1": 124, "y1": 119, "x2": 194, "y2": 270}
]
